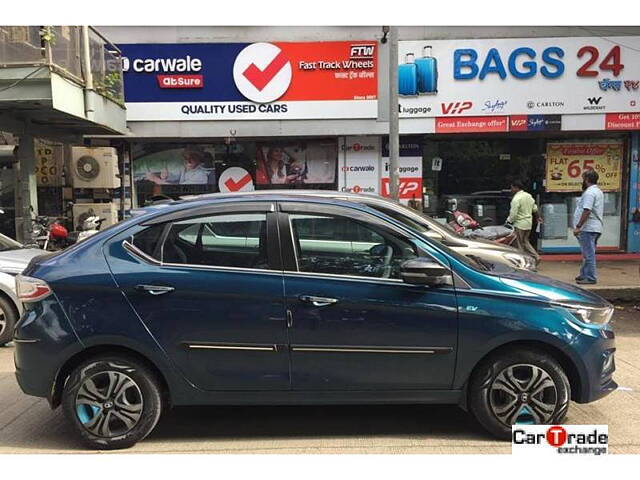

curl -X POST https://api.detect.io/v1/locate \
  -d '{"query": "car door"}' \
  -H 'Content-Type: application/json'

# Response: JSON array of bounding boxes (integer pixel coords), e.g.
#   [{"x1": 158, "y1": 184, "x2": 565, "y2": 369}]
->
[
  {"x1": 105, "y1": 202, "x2": 290, "y2": 391},
  {"x1": 278, "y1": 202, "x2": 459, "y2": 391}
]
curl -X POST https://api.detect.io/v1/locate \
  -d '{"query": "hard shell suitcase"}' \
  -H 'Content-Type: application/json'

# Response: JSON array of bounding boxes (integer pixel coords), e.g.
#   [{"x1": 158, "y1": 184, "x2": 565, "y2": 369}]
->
[
  {"x1": 398, "y1": 53, "x2": 418, "y2": 96},
  {"x1": 416, "y1": 46, "x2": 438, "y2": 94}
]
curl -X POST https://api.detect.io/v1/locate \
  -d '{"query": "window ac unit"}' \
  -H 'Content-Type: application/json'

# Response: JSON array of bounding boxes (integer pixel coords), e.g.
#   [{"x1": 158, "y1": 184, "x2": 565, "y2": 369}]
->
[
  {"x1": 72, "y1": 202, "x2": 119, "y2": 229},
  {"x1": 71, "y1": 147, "x2": 120, "y2": 189}
]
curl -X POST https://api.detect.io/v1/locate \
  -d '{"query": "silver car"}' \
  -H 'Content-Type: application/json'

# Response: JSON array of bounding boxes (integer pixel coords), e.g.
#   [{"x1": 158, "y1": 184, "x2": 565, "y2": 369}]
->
[
  {"x1": 178, "y1": 191, "x2": 537, "y2": 272},
  {"x1": 0, "y1": 233, "x2": 44, "y2": 345}
]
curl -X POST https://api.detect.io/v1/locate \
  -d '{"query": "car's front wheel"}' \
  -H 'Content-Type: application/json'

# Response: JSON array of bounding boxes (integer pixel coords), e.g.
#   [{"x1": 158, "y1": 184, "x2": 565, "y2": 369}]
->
[
  {"x1": 468, "y1": 348, "x2": 571, "y2": 439},
  {"x1": 62, "y1": 355, "x2": 163, "y2": 450}
]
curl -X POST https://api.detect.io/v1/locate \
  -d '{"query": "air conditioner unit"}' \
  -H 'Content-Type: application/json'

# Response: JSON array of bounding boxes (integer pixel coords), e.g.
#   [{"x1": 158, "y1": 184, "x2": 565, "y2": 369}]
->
[
  {"x1": 72, "y1": 202, "x2": 119, "y2": 229},
  {"x1": 71, "y1": 147, "x2": 120, "y2": 189}
]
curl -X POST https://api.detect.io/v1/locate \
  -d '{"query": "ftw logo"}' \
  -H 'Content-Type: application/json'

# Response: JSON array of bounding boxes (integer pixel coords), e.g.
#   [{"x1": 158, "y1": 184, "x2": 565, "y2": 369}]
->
[
  {"x1": 588, "y1": 97, "x2": 602, "y2": 105},
  {"x1": 441, "y1": 101, "x2": 473, "y2": 115},
  {"x1": 350, "y1": 44, "x2": 375, "y2": 58}
]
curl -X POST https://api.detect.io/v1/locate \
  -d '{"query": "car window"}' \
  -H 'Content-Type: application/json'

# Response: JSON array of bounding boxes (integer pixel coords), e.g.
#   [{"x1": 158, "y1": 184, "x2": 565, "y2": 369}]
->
[
  {"x1": 131, "y1": 224, "x2": 166, "y2": 260},
  {"x1": 163, "y1": 213, "x2": 270, "y2": 269},
  {"x1": 289, "y1": 213, "x2": 418, "y2": 279}
]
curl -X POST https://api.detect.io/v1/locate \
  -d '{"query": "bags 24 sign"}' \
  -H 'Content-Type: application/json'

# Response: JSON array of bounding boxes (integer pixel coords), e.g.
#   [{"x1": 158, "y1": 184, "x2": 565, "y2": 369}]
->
[
  {"x1": 120, "y1": 41, "x2": 377, "y2": 121},
  {"x1": 398, "y1": 36, "x2": 640, "y2": 118}
]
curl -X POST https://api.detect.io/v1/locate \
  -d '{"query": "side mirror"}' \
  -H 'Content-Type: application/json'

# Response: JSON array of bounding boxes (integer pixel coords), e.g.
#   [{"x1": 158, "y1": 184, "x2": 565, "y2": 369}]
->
[
  {"x1": 400, "y1": 257, "x2": 453, "y2": 287},
  {"x1": 425, "y1": 230, "x2": 444, "y2": 241}
]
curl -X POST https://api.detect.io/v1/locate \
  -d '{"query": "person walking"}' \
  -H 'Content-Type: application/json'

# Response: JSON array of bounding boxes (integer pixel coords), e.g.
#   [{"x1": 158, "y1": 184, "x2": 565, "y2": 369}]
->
[
  {"x1": 573, "y1": 169, "x2": 604, "y2": 285},
  {"x1": 506, "y1": 179, "x2": 541, "y2": 266}
]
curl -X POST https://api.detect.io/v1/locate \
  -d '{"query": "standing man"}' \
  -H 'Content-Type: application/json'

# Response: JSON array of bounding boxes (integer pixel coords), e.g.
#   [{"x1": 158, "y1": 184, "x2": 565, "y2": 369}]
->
[
  {"x1": 573, "y1": 169, "x2": 604, "y2": 285},
  {"x1": 506, "y1": 179, "x2": 540, "y2": 266}
]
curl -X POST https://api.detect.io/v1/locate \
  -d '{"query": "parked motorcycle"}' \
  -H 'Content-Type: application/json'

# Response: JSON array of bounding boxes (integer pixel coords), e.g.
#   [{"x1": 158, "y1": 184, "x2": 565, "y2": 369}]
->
[
  {"x1": 28, "y1": 213, "x2": 70, "y2": 251},
  {"x1": 447, "y1": 209, "x2": 516, "y2": 246}
]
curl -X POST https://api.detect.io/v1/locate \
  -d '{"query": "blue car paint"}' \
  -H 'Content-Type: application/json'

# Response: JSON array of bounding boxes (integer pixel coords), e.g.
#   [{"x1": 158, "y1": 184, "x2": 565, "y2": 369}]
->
[{"x1": 14, "y1": 195, "x2": 616, "y2": 409}]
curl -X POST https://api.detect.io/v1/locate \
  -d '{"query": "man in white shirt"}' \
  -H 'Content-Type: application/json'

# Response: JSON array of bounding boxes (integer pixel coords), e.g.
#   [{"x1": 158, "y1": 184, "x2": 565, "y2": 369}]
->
[{"x1": 573, "y1": 169, "x2": 604, "y2": 285}]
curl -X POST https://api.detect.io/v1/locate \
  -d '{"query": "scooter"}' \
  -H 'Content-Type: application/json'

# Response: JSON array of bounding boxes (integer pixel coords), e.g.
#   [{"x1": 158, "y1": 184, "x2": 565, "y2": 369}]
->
[
  {"x1": 447, "y1": 209, "x2": 516, "y2": 246},
  {"x1": 67, "y1": 215, "x2": 105, "y2": 245}
]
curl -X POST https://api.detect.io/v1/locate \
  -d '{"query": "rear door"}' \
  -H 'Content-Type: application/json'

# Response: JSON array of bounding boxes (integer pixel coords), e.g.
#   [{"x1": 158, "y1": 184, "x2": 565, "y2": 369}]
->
[
  {"x1": 105, "y1": 202, "x2": 290, "y2": 391},
  {"x1": 278, "y1": 202, "x2": 459, "y2": 391}
]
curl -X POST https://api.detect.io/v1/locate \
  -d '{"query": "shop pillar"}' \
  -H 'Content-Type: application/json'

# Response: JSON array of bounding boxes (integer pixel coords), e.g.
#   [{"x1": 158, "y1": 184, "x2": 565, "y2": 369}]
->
[
  {"x1": 628, "y1": 132, "x2": 640, "y2": 253},
  {"x1": 15, "y1": 132, "x2": 38, "y2": 243}
]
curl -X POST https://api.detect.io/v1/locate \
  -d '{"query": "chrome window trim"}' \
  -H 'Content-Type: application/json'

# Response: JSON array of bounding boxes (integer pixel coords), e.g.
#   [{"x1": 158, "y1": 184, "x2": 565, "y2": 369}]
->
[{"x1": 124, "y1": 239, "x2": 282, "y2": 276}]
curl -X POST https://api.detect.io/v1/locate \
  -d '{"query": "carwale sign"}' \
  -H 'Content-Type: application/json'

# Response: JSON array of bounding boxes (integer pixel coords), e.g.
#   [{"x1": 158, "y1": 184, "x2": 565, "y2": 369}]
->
[{"x1": 120, "y1": 41, "x2": 377, "y2": 121}]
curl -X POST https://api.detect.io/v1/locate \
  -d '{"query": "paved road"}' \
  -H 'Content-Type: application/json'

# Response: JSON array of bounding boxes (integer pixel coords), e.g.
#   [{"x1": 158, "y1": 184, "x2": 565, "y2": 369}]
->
[{"x1": 1, "y1": 308, "x2": 638, "y2": 454}]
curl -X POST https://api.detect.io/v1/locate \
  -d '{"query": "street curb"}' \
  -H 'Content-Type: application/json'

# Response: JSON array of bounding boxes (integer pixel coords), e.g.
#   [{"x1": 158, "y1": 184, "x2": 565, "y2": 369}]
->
[{"x1": 583, "y1": 286, "x2": 640, "y2": 302}]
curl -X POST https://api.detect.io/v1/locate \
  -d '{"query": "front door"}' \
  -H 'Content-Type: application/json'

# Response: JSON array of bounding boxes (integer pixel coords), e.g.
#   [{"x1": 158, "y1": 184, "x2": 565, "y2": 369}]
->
[
  {"x1": 106, "y1": 203, "x2": 290, "y2": 391},
  {"x1": 278, "y1": 202, "x2": 459, "y2": 391}
]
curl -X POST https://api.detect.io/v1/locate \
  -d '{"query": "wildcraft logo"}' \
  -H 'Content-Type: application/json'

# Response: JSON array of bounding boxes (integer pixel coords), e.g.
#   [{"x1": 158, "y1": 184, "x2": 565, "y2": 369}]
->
[
  {"x1": 584, "y1": 96, "x2": 605, "y2": 111},
  {"x1": 512, "y1": 425, "x2": 608, "y2": 456}
]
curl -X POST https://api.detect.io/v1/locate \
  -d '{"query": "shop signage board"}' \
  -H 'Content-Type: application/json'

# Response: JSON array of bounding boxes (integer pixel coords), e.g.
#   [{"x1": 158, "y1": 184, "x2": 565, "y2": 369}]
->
[
  {"x1": 338, "y1": 136, "x2": 423, "y2": 202},
  {"x1": 545, "y1": 142, "x2": 623, "y2": 192},
  {"x1": 398, "y1": 36, "x2": 640, "y2": 118},
  {"x1": 34, "y1": 140, "x2": 63, "y2": 186},
  {"x1": 605, "y1": 112, "x2": 640, "y2": 130},
  {"x1": 120, "y1": 42, "x2": 377, "y2": 121}
]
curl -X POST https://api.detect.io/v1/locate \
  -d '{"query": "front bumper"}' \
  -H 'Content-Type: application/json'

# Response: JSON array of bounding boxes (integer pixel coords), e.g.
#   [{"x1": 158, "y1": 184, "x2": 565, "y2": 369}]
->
[{"x1": 570, "y1": 326, "x2": 617, "y2": 403}]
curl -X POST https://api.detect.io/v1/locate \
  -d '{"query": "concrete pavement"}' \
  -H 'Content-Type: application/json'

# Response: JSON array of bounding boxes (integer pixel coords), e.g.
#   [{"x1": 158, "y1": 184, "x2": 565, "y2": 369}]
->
[{"x1": 0, "y1": 309, "x2": 638, "y2": 454}]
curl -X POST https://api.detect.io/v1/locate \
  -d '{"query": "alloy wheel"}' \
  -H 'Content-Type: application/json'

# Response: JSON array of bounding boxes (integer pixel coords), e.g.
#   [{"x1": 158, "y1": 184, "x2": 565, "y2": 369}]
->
[
  {"x1": 0, "y1": 310, "x2": 6, "y2": 338},
  {"x1": 489, "y1": 363, "x2": 558, "y2": 426},
  {"x1": 75, "y1": 370, "x2": 144, "y2": 438}
]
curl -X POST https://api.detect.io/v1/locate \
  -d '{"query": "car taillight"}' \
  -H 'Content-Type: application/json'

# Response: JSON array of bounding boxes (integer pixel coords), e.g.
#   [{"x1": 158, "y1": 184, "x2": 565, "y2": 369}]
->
[{"x1": 16, "y1": 274, "x2": 52, "y2": 302}]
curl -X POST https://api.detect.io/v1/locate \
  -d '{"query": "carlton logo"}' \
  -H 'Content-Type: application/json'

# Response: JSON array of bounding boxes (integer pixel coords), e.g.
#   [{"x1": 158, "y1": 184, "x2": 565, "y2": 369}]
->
[{"x1": 233, "y1": 43, "x2": 292, "y2": 103}]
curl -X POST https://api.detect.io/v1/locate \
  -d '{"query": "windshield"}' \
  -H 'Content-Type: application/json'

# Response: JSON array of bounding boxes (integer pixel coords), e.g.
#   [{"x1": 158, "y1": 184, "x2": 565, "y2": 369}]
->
[
  {"x1": 0, "y1": 232, "x2": 23, "y2": 252},
  {"x1": 368, "y1": 202, "x2": 489, "y2": 272}
]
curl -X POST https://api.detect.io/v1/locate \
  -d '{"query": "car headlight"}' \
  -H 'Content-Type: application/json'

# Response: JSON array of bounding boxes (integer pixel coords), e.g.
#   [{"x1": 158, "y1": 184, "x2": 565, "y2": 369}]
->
[
  {"x1": 554, "y1": 302, "x2": 614, "y2": 326},
  {"x1": 503, "y1": 253, "x2": 529, "y2": 269}
]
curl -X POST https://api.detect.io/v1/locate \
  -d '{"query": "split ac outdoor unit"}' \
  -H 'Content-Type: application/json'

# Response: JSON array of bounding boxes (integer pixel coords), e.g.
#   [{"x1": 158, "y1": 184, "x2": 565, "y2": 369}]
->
[
  {"x1": 72, "y1": 202, "x2": 119, "y2": 229},
  {"x1": 71, "y1": 147, "x2": 120, "y2": 189}
]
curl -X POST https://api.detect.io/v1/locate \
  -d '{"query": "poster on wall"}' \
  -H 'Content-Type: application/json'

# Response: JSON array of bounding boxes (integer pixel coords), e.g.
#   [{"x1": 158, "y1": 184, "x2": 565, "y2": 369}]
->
[
  {"x1": 34, "y1": 140, "x2": 63, "y2": 186},
  {"x1": 398, "y1": 36, "x2": 640, "y2": 118},
  {"x1": 133, "y1": 145, "x2": 216, "y2": 186},
  {"x1": 120, "y1": 41, "x2": 377, "y2": 121},
  {"x1": 255, "y1": 141, "x2": 337, "y2": 185},
  {"x1": 545, "y1": 142, "x2": 623, "y2": 192}
]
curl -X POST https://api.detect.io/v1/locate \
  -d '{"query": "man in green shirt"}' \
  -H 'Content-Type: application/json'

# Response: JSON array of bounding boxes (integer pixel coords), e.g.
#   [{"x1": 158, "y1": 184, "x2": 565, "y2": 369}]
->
[{"x1": 506, "y1": 179, "x2": 541, "y2": 264}]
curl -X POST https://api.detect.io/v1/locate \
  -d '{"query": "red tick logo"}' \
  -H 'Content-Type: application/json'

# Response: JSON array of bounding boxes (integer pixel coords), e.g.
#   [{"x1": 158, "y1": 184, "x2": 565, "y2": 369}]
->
[{"x1": 233, "y1": 43, "x2": 292, "y2": 103}]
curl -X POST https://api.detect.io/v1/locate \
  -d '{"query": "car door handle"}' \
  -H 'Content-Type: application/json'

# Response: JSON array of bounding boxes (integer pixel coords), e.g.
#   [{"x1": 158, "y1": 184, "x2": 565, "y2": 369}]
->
[
  {"x1": 135, "y1": 284, "x2": 175, "y2": 296},
  {"x1": 299, "y1": 295, "x2": 338, "y2": 307}
]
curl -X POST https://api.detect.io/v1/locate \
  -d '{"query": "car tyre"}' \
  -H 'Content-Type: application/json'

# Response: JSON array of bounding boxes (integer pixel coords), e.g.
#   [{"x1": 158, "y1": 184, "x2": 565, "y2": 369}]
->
[
  {"x1": 0, "y1": 296, "x2": 18, "y2": 346},
  {"x1": 62, "y1": 355, "x2": 163, "y2": 450},
  {"x1": 468, "y1": 348, "x2": 570, "y2": 440}
]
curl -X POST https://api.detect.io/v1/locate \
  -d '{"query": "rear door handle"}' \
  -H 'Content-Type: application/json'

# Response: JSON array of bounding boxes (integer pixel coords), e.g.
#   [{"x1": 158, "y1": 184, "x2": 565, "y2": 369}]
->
[
  {"x1": 299, "y1": 295, "x2": 338, "y2": 307},
  {"x1": 135, "y1": 284, "x2": 175, "y2": 296}
]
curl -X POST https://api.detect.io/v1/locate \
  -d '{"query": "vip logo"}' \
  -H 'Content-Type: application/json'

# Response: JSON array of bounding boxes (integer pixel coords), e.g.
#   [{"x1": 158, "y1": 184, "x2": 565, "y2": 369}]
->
[
  {"x1": 441, "y1": 101, "x2": 473, "y2": 115},
  {"x1": 350, "y1": 44, "x2": 375, "y2": 58},
  {"x1": 588, "y1": 97, "x2": 602, "y2": 105}
]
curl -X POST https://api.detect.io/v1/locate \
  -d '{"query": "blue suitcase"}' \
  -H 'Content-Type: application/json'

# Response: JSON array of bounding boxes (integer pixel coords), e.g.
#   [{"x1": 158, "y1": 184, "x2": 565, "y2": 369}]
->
[
  {"x1": 416, "y1": 46, "x2": 438, "y2": 94},
  {"x1": 398, "y1": 53, "x2": 418, "y2": 96}
]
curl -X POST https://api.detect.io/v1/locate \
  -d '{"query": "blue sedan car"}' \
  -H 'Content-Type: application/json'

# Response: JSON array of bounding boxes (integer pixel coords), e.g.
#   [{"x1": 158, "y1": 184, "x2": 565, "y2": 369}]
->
[{"x1": 13, "y1": 194, "x2": 616, "y2": 449}]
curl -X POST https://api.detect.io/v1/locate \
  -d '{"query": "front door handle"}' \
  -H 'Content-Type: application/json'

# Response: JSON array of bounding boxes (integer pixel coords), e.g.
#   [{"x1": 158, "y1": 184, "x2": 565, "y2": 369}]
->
[
  {"x1": 135, "y1": 284, "x2": 175, "y2": 296},
  {"x1": 299, "y1": 295, "x2": 338, "y2": 307}
]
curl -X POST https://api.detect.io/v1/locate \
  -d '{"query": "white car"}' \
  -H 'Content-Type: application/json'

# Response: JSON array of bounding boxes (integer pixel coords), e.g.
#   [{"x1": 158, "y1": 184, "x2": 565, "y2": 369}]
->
[{"x1": 0, "y1": 234, "x2": 44, "y2": 345}]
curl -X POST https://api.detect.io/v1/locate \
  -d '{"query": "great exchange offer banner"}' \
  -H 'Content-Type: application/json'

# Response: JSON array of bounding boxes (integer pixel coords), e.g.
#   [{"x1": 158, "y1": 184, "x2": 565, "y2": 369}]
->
[
  {"x1": 545, "y1": 142, "x2": 623, "y2": 192},
  {"x1": 120, "y1": 41, "x2": 377, "y2": 120}
]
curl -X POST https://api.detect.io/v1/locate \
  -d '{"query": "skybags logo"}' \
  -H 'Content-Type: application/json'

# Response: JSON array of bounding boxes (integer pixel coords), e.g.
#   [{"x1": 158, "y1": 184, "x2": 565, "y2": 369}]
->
[
  {"x1": 584, "y1": 96, "x2": 606, "y2": 111},
  {"x1": 512, "y1": 425, "x2": 608, "y2": 456}
]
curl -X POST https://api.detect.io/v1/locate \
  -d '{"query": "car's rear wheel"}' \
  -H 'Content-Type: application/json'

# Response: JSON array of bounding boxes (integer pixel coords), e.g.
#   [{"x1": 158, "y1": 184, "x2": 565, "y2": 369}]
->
[
  {"x1": 62, "y1": 355, "x2": 162, "y2": 450},
  {"x1": 468, "y1": 348, "x2": 570, "y2": 440},
  {"x1": 0, "y1": 296, "x2": 18, "y2": 346}
]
